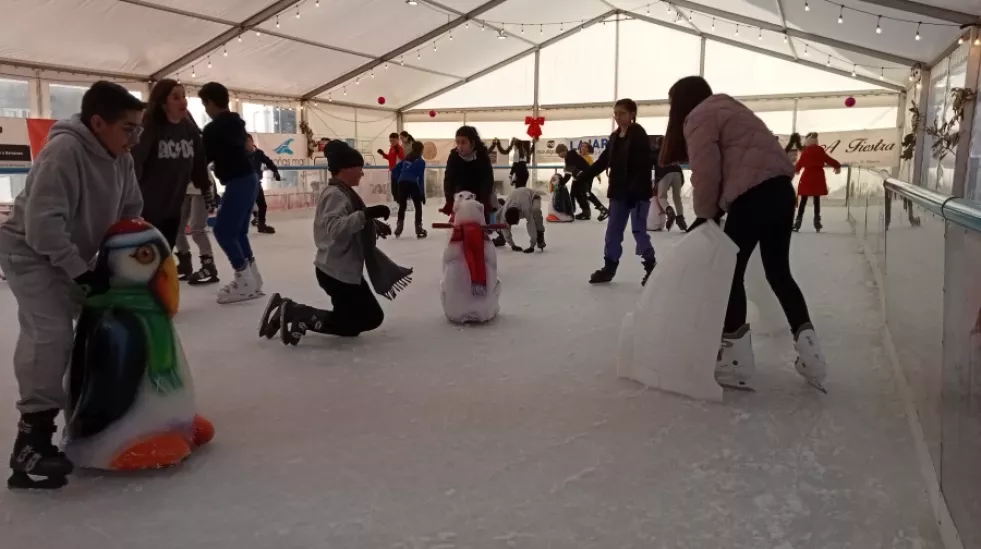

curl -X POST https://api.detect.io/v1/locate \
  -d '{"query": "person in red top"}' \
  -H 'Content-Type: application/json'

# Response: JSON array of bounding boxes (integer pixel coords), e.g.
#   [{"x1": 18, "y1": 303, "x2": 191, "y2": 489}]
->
[
  {"x1": 794, "y1": 132, "x2": 841, "y2": 233},
  {"x1": 377, "y1": 132, "x2": 405, "y2": 199}
]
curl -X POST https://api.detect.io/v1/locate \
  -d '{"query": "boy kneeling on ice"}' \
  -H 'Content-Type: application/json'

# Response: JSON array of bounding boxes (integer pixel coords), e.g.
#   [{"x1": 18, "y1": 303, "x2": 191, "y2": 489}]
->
[{"x1": 501, "y1": 186, "x2": 546, "y2": 253}]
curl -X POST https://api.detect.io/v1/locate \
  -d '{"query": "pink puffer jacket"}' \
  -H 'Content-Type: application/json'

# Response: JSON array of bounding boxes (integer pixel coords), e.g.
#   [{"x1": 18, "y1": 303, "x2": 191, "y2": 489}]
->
[{"x1": 684, "y1": 94, "x2": 794, "y2": 218}]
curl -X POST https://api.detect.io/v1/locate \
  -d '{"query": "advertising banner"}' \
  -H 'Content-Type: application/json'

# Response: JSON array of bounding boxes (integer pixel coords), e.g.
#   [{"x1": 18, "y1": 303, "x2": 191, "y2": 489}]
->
[
  {"x1": 781, "y1": 128, "x2": 900, "y2": 168},
  {"x1": 27, "y1": 118, "x2": 57, "y2": 160},
  {"x1": 0, "y1": 117, "x2": 30, "y2": 168},
  {"x1": 255, "y1": 133, "x2": 308, "y2": 167}
]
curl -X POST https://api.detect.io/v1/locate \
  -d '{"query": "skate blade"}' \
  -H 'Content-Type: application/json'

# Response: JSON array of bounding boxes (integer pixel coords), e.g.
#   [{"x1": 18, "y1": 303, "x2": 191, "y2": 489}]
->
[
  {"x1": 807, "y1": 379, "x2": 828, "y2": 394},
  {"x1": 718, "y1": 382, "x2": 756, "y2": 392},
  {"x1": 258, "y1": 293, "x2": 283, "y2": 339},
  {"x1": 8, "y1": 472, "x2": 68, "y2": 490}
]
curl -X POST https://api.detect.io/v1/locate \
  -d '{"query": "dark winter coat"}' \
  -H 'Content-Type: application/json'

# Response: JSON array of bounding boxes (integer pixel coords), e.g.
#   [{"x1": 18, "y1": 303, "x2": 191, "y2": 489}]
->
[
  {"x1": 249, "y1": 148, "x2": 281, "y2": 181},
  {"x1": 443, "y1": 148, "x2": 494, "y2": 207},
  {"x1": 201, "y1": 111, "x2": 254, "y2": 183},
  {"x1": 580, "y1": 123, "x2": 653, "y2": 202}
]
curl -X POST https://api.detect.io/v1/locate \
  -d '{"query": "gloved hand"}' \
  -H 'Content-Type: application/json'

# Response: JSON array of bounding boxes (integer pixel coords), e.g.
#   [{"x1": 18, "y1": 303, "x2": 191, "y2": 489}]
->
[
  {"x1": 439, "y1": 201, "x2": 453, "y2": 216},
  {"x1": 74, "y1": 269, "x2": 110, "y2": 297},
  {"x1": 523, "y1": 246, "x2": 535, "y2": 254},
  {"x1": 364, "y1": 205, "x2": 390, "y2": 220},
  {"x1": 373, "y1": 219, "x2": 392, "y2": 239},
  {"x1": 274, "y1": 174, "x2": 281, "y2": 182},
  {"x1": 511, "y1": 245, "x2": 523, "y2": 252},
  {"x1": 376, "y1": 148, "x2": 385, "y2": 156}
]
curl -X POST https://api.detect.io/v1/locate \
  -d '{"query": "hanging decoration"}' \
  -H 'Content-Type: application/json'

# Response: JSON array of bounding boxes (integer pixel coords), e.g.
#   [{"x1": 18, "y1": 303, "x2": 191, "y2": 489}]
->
[
  {"x1": 377, "y1": 96, "x2": 386, "y2": 105},
  {"x1": 299, "y1": 119, "x2": 317, "y2": 158},
  {"x1": 844, "y1": 97, "x2": 856, "y2": 108},
  {"x1": 429, "y1": 110, "x2": 438, "y2": 118},
  {"x1": 524, "y1": 116, "x2": 545, "y2": 140}
]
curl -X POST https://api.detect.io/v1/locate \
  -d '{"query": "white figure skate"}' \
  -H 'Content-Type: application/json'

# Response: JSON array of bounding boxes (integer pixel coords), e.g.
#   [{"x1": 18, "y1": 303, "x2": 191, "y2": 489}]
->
[
  {"x1": 715, "y1": 324, "x2": 756, "y2": 392},
  {"x1": 794, "y1": 325, "x2": 828, "y2": 393}
]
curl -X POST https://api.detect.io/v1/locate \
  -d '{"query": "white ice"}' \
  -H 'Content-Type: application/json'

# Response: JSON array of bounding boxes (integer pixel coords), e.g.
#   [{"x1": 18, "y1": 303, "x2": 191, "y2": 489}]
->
[{"x1": 0, "y1": 206, "x2": 941, "y2": 548}]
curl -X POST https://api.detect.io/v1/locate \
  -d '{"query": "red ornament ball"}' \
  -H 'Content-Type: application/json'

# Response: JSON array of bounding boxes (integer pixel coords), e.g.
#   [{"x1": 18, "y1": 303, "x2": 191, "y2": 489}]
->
[
  {"x1": 377, "y1": 96, "x2": 386, "y2": 105},
  {"x1": 429, "y1": 110, "x2": 437, "y2": 118},
  {"x1": 844, "y1": 96, "x2": 856, "y2": 108}
]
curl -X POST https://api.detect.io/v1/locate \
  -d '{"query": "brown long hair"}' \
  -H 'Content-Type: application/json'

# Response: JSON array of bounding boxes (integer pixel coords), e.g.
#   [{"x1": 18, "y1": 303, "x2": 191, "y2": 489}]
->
[
  {"x1": 659, "y1": 76, "x2": 713, "y2": 166},
  {"x1": 144, "y1": 79, "x2": 184, "y2": 128}
]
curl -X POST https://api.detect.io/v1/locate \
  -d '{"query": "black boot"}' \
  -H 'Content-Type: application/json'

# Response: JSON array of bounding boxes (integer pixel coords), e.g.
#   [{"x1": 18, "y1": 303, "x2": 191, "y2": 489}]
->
[
  {"x1": 8, "y1": 410, "x2": 73, "y2": 490},
  {"x1": 492, "y1": 233, "x2": 507, "y2": 247},
  {"x1": 188, "y1": 255, "x2": 219, "y2": 285},
  {"x1": 415, "y1": 223, "x2": 428, "y2": 239},
  {"x1": 641, "y1": 257, "x2": 657, "y2": 286},
  {"x1": 575, "y1": 212, "x2": 591, "y2": 221},
  {"x1": 597, "y1": 206, "x2": 610, "y2": 222},
  {"x1": 394, "y1": 219, "x2": 404, "y2": 238},
  {"x1": 814, "y1": 216, "x2": 823, "y2": 233},
  {"x1": 176, "y1": 252, "x2": 193, "y2": 281},
  {"x1": 537, "y1": 230, "x2": 546, "y2": 250},
  {"x1": 665, "y1": 207, "x2": 676, "y2": 231},
  {"x1": 279, "y1": 299, "x2": 306, "y2": 346},
  {"x1": 257, "y1": 223, "x2": 276, "y2": 234},
  {"x1": 258, "y1": 293, "x2": 284, "y2": 339},
  {"x1": 589, "y1": 259, "x2": 619, "y2": 284},
  {"x1": 675, "y1": 215, "x2": 689, "y2": 232},
  {"x1": 793, "y1": 216, "x2": 803, "y2": 232}
]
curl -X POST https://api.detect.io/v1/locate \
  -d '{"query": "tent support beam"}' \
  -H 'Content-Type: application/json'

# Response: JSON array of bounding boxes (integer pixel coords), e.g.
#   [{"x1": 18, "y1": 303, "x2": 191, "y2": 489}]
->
[
  {"x1": 629, "y1": 12, "x2": 906, "y2": 92},
  {"x1": 859, "y1": 0, "x2": 978, "y2": 25},
  {"x1": 773, "y1": 0, "x2": 799, "y2": 59},
  {"x1": 300, "y1": 0, "x2": 509, "y2": 100},
  {"x1": 400, "y1": 10, "x2": 616, "y2": 111},
  {"x1": 419, "y1": 0, "x2": 536, "y2": 46},
  {"x1": 648, "y1": 0, "x2": 918, "y2": 66},
  {"x1": 150, "y1": 0, "x2": 303, "y2": 80}
]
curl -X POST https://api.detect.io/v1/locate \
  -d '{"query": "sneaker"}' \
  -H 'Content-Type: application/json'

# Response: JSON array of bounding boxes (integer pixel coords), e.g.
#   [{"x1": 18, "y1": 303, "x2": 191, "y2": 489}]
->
[
  {"x1": 249, "y1": 258, "x2": 264, "y2": 295},
  {"x1": 492, "y1": 234, "x2": 506, "y2": 248},
  {"x1": 715, "y1": 324, "x2": 755, "y2": 391},
  {"x1": 8, "y1": 410, "x2": 73, "y2": 490},
  {"x1": 176, "y1": 252, "x2": 193, "y2": 281},
  {"x1": 188, "y1": 255, "x2": 219, "y2": 285},
  {"x1": 794, "y1": 324, "x2": 827, "y2": 389},
  {"x1": 217, "y1": 267, "x2": 262, "y2": 304}
]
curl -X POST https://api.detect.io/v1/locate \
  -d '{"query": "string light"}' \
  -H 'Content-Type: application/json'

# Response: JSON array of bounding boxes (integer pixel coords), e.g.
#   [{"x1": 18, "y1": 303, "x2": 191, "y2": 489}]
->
[
  {"x1": 449, "y1": 31, "x2": 453, "y2": 40},
  {"x1": 237, "y1": 34, "x2": 242, "y2": 42},
  {"x1": 804, "y1": 1, "x2": 809, "y2": 11},
  {"x1": 315, "y1": 0, "x2": 319, "y2": 6},
  {"x1": 915, "y1": 22, "x2": 921, "y2": 41},
  {"x1": 803, "y1": 44, "x2": 809, "y2": 56},
  {"x1": 646, "y1": 5, "x2": 650, "y2": 16},
  {"x1": 207, "y1": 57, "x2": 212, "y2": 69},
  {"x1": 540, "y1": 24, "x2": 543, "y2": 35},
  {"x1": 875, "y1": 15, "x2": 882, "y2": 34},
  {"x1": 256, "y1": 30, "x2": 261, "y2": 36},
  {"x1": 295, "y1": 5, "x2": 300, "y2": 18},
  {"x1": 276, "y1": 15, "x2": 280, "y2": 28},
  {"x1": 191, "y1": 66, "x2": 196, "y2": 78},
  {"x1": 370, "y1": 70, "x2": 374, "y2": 79},
  {"x1": 735, "y1": 24, "x2": 739, "y2": 36},
  {"x1": 521, "y1": 25, "x2": 524, "y2": 34},
  {"x1": 711, "y1": 17, "x2": 715, "y2": 31},
  {"x1": 223, "y1": 45, "x2": 228, "y2": 57},
  {"x1": 355, "y1": 77, "x2": 360, "y2": 85},
  {"x1": 826, "y1": 55, "x2": 831, "y2": 66},
  {"x1": 343, "y1": 87, "x2": 347, "y2": 96},
  {"x1": 384, "y1": 62, "x2": 389, "y2": 70},
  {"x1": 327, "y1": 94, "x2": 332, "y2": 103},
  {"x1": 481, "y1": 22, "x2": 485, "y2": 31},
  {"x1": 417, "y1": 50, "x2": 421, "y2": 60},
  {"x1": 465, "y1": 21, "x2": 469, "y2": 29},
  {"x1": 837, "y1": 6, "x2": 843, "y2": 24},
  {"x1": 851, "y1": 65, "x2": 857, "y2": 77},
  {"x1": 400, "y1": 56, "x2": 405, "y2": 66},
  {"x1": 783, "y1": 33, "x2": 788, "y2": 43},
  {"x1": 758, "y1": 28, "x2": 763, "y2": 40},
  {"x1": 433, "y1": 40, "x2": 437, "y2": 51},
  {"x1": 879, "y1": 67, "x2": 885, "y2": 80},
  {"x1": 499, "y1": 29, "x2": 508, "y2": 39}
]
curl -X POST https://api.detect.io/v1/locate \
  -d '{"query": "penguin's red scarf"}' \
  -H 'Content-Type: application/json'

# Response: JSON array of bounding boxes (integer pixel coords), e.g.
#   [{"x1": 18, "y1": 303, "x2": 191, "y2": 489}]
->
[{"x1": 450, "y1": 222, "x2": 488, "y2": 295}]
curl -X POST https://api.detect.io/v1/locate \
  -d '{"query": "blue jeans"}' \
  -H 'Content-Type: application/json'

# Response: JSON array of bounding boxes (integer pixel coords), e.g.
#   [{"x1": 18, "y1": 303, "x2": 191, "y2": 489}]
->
[
  {"x1": 604, "y1": 199, "x2": 655, "y2": 263},
  {"x1": 214, "y1": 174, "x2": 259, "y2": 271}
]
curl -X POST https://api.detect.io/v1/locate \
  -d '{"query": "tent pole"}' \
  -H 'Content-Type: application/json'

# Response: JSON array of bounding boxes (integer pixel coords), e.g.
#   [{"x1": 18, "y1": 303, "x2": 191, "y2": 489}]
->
[
  {"x1": 613, "y1": 11, "x2": 620, "y2": 131},
  {"x1": 699, "y1": 36, "x2": 706, "y2": 76},
  {"x1": 911, "y1": 67, "x2": 931, "y2": 188},
  {"x1": 533, "y1": 49, "x2": 541, "y2": 186},
  {"x1": 792, "y1": 99, "x2": 798, "y2": 133}
]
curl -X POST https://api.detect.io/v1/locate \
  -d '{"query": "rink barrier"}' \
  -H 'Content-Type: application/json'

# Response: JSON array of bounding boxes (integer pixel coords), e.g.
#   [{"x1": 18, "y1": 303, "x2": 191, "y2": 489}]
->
[{"x1": 882, "y1": 173, "x2": 981, "y2": 231}]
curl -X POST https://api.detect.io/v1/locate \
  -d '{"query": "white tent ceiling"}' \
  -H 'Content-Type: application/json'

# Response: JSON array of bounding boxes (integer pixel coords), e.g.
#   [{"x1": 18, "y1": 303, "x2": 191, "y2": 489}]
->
[{"x1": 0, "y1": 0, "x2": 976, "y2": 109}]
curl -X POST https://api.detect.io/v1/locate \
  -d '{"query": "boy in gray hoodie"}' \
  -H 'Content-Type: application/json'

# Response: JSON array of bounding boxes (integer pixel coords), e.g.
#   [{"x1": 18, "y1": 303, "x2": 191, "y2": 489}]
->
[
  {"x1": 501, "y1": 186, "x2": 546, "y2": 253},
  {"x1": 0, "y1": 81, "x2": 145, "y2": 490}
]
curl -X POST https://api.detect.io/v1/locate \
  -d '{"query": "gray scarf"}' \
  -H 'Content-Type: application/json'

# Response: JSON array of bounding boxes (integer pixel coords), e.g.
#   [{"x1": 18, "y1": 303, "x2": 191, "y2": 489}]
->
[{"x1": 329, "y1": 180, "x2": 413, "y2": 300}]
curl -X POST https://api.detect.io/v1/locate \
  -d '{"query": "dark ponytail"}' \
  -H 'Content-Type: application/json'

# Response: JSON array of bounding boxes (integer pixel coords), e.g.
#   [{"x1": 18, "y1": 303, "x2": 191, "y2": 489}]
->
[{"x1": 660, "y1": 76, "x2": 713, "y2": 166}]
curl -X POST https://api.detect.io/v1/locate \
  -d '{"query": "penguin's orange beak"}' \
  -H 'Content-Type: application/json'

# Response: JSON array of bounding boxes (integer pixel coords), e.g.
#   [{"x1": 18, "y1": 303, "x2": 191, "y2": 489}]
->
[{"x1": 154, "y1": 255, "x2": 180, "y2": 317}]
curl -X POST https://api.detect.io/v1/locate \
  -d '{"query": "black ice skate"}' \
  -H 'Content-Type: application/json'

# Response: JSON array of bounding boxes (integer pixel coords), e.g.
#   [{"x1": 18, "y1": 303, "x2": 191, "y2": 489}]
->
[
  {"x1": 814, "y1": 216, "x2": 823, "y2": 233},
  {"x1": 575, "y1": 212, "x2": 591, "y2": 221},
  {"x1": 176, "y1": 251, "x2": 193, "y2": 281},
  {"x1": 492, "y1": 233, "x2": 507, "y2": 247},
  {"x1": 8, "y1": 410, "x2": 73, "y2": 490},
  {"x1": 597, "y1": 207, "x2": 610, "y2": 222},
  {"x1": 188, "y1": 255, "x2": 219, "y2": 285},
  {"x1": 665, "y1": 207, "x2": 676, "y2": 231},
  {"x1": 415, "y1": 224, "x2": 428, "y2": 239},
  {"x1": 394, "y1": 219, "x2": 404, "y2": 238},
  {"x1": 258, "y1": 292, "x2": 284, "y2": 339},
  {"x1": 536, "y1": 230, "x2": 546, "y2": 251},
  {"x1": 675, "y1": 215, "x2": 689, "y2": 232},
  {"x1": 257, "y1": 223, "x2": 276, "y2": 234},
  {"x1": 641, "y1": 257, "x2": 657, "y2": 286},
  {"x1": 589, "y1": 259, "x2": 619, "y2": 284},
  {"x1": 793, "y1": 217, "x2": 803, "y2": 232},
  {"x1": 279, "y1": 299, "x2": 306, "y2": 346}
]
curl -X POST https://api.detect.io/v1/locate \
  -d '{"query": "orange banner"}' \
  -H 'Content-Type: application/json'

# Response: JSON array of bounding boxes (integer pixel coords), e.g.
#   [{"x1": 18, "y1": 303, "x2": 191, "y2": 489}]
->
[{"x1": 27, "y1": 118, "x2": 56, "y2": 160}]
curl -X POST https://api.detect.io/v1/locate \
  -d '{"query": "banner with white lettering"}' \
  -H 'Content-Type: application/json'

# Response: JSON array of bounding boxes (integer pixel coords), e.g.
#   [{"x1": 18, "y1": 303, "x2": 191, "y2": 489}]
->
[
  {"x1": 779, "y1": 128, "x2": 899, "y2": 168},
  {"x1": 535, "y1": 135, "x2": 610, "y2": 165},
  {"x1": 255, "y1": 133, "x2": 308, "y2": 166},
  {"x1": 0, "y1": 117, "x2": 30, "y2": 168}
]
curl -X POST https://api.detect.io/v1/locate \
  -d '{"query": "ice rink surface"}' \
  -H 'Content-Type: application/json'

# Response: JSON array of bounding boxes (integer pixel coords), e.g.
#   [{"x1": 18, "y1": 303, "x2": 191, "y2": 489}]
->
[{"x1": 0, "y1": 206, "x2": 942, "y2": 549}]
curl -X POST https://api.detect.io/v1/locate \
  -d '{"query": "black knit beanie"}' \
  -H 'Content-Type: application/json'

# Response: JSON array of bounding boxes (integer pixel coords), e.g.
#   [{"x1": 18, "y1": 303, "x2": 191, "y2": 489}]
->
[{"x1": 325, "y1": 140, "x2": 364, "y2": 173}]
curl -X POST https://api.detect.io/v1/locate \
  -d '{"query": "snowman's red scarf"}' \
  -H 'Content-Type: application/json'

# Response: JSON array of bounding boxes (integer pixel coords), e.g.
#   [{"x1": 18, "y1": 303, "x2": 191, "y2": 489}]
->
[{"x1": 450, "y1": 222, "x2": 488, "y2": 295}]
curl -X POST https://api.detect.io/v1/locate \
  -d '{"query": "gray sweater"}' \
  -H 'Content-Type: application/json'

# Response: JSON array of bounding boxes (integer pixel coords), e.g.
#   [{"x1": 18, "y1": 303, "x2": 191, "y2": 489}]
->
[
  {"x1": 313, "y1": 180, "x2": 367, "y2": 285},
  {"x1": 0, "y1": 116, "x2": 144, "y2": 278}
]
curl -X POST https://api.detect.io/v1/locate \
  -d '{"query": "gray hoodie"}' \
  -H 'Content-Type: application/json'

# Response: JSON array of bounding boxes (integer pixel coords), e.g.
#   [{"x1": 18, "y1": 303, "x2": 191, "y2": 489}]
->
[
  {"x1": 313, "y1": 180, "x2": 367, "y2": 285},
  {"x1": 500, "y1": 187, "x2": 545, "y2": 248},
  {"x1": 0, "y1": 115, "x2": 144, "y2": 278}
]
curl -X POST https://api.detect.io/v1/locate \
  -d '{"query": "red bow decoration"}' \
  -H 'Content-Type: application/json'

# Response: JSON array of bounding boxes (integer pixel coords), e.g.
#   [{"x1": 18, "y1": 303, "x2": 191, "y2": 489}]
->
[{"x1": 524, "y1": 116, "x2": 545, "y2": 140}]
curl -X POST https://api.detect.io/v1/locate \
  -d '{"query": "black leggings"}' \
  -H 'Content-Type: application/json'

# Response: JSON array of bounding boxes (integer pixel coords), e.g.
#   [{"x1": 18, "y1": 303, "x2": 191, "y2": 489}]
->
[
  {"x1": 294, "y1": 269, "x2": 384, "y2": 337},
  {"x1": 796, "y1": 195, "x2": 820, "y2": 221},
  {"x1": 571, "y1": 178, "x2": 606, "y2": 216},
  {"x1": 148, "y1": 215, "x2": 181, "y2": 251},
  {"x1": 254, "y1": 186, "x2": 267, "y2": 224},
  {"x1": 396, "y1": 180, "x2": 424, "y2": 226},
  {"x1": 723, "y1": 176, "x2": 812, "y2": 335}
]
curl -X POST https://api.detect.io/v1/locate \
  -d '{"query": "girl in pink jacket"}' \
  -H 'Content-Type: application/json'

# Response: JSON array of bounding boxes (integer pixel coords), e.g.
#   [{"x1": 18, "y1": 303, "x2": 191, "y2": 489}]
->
[{"x1": 660, "y1": 76, "x2": 826, "y2": 393}]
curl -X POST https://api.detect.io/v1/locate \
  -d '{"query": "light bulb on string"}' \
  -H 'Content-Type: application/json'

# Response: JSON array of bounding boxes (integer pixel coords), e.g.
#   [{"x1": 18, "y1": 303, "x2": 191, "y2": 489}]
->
[
  {"x1": 826, "y1": 55, "x2": 831, "y2": 66},
  {"x1": 465, "y1": 21, "x2": 469, "y2": 29},
  {"x1": 295, "y1": 5, "x2": 300, "y2": 18},
  {"x1": 879, "y1": 67, "x2": 885, "y2": 80},
  {"x1": 417, "y1": 50, "x2": 421, "y2": 60},
  {"x1": 400, "y1": 56, "x2": 405, "y2": 66},
  {"x1": 974, "y1": 36, "x2": 980, "y2": 46},
  {"x1": 666, "y1": 2, "x2": 671, "y2": 14},
  {"x1": 256, "y1": 30, "x2": 261, "y2": 36},
  {"x1": 646, "y1": 5, "x2": 650, "y2": 16},
  {"x1": 237, "y1": 34, "x2": 242, "y2": 42},
  {"x1": 540, "y1": 25, "x2": 543, "y2": 35},
  {"x1": 433, "y1": 40, "x2": 437, "y2": 51},
  {"x1": 355, "y1": 77, "x2": 360, "y2": 85},
  {"x1": 675, "y1": 10, "x2": 682, "y2": 22},
  {"x1": 711, "y1": 17, "x2": 715, "y2": 31},
  {"x1": 327, "y1": 94, "x2": 332, "y2": 103},
  {"x1": 481, "y1": 22, "x2": 485, "y2": 31},
  {"x1": 909, "y1": 72, "x2": 914, "y2": 82},
  {"x1": 276, "y1": 15, "x2": 280, "y2": 28},
  {"x1": 783, "y1": 33, "x2": 788, "y2": 43},
  {"x1": 449, "y1": 31, "x2": 453, "y2": 40},
  {"x1": 207, "y1": 57, "x2": 212, "y2": 69},
  {"x1": 223, "y1": 45, "x2": 228, "y2": 57},
  {"x1": 916, "y1": 80, "x2": 922, "y2": 90},
  {"x1": 500, "y1": 29, "x2": 508, "y2": 39},
  {"x1": 803, "y1": 44, "x2": 809, "y2": 56},
  {"x1": 837, "y1": 6, "x2": 843, "y2": 24},
  {"x1": 915, "y1": 22, "x2": 921, "y2": 41},
  {"x1": 851, "y1": 65, "x2": 857, "y2": 77},
  {"x1": 875, "y1": 16, "x2": 882, "y2": 34},
  {"x1": 959, "y1": 36, "x2": 965, "y2": 45},
  {"x1": 758, "y1": 28, "x2": 763, "y2": 41},
  {"x1": 191, "y1": 66, "x2": 196, "y2": 78},
  {"x1": 521, "y1": 25, "x2": 524, "y2": 34},
  {"x1": 370, "y1": 70, "x2": 374, "y2": 79},
  {"x1": 316, "y1": 0, "x2": 319, "y2": 7},
  {"x1": 734, "y1": 24, "x2": 739, "y2": 37},
  {"x1": 384, "y1": 62, "x2": 389, "y2": 70},
  {"x1": 343, "y1": 87, "x2": 347, "y2": 96},
  {"x1": 804, "y1": 0, "x2": 809, "y2": 11}
]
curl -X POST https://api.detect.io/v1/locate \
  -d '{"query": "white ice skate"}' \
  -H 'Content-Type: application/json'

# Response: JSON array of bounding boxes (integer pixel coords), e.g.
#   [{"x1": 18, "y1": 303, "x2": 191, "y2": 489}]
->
[
  {"x1": 250, "y1": 258, "x2": 265, "y2": 296},
  {"x1": 217, "y1": 267, "x2": 262, "y2": 304},
  {"x1": 794, "y1": 325, "x2": 828, "y2": 393},
  {"x1": 715, "y1": 324, "x2": 756, "y2": 392}
]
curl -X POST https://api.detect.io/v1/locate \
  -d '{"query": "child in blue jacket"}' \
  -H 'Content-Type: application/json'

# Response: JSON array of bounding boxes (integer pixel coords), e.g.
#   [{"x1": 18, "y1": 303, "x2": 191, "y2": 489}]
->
[{"x1": 392, "y1": 141, "x2": 427, "y2": 238}]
